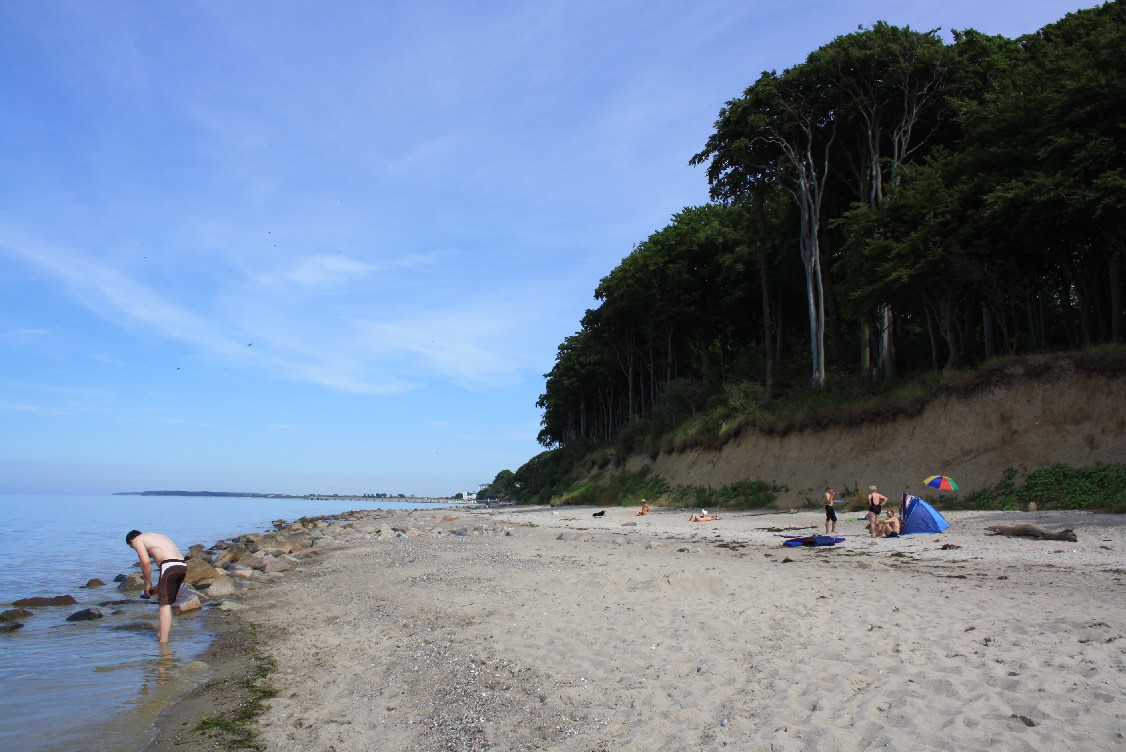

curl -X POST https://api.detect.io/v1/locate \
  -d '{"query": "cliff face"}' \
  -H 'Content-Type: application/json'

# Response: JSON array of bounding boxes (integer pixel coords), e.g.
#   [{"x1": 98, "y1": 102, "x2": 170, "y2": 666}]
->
[{"x1": 625, "y1": 360, "x2": 1126, "y2": 506}]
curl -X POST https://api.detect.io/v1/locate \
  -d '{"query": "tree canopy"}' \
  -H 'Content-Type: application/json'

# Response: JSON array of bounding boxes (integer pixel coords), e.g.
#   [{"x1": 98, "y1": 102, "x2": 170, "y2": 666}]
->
[{"x1": 527, "y1": 2, "x2": 1124, "y2": 468}]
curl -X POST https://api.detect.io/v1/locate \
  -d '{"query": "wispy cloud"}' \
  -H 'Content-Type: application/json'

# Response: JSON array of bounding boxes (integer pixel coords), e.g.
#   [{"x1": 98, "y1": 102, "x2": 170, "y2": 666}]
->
[
  {"x1": 256, "y1": 254, "x2": 376, "y2": 288},
  {"x1": 0, "y1": 382, "x2": 114, "y2": 416},
  {"x1": 0, "y1": 327, "x2": 52, "y2": 345},
  {"x1": 1, "y1": 229, "x2": 538, "y2": 396},
  {"x1": 0, "y1": 399, "x2": 69, "y2": 415}
]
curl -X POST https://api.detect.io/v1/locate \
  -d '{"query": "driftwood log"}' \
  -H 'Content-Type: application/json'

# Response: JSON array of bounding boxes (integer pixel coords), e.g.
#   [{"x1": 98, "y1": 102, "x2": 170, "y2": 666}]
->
[{"x1": 985, "y1": 524, "x2": 1078, "y2": 542}]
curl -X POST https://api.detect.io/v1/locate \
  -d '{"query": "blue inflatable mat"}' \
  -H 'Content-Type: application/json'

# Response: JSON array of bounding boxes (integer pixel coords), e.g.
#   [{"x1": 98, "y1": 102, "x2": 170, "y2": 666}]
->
[{"x1": 783, "y1": 535, "x2": 846, "y2": 547}]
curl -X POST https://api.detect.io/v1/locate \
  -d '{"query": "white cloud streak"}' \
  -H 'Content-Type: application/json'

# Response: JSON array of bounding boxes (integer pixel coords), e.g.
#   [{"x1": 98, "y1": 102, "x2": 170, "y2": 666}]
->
[{"x1": 1, "y1": 229, "x2": 538, "y2": 396}]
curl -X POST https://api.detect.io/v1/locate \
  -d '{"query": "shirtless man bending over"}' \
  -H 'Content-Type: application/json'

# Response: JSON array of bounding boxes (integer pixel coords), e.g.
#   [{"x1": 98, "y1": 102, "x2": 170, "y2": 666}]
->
[{"x1": 126, "y1": 530, "x2": 187, "y2": 643}]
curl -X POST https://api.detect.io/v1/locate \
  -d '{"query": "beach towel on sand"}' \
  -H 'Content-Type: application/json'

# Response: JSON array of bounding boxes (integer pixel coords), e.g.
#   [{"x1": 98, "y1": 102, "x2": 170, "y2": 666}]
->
[{"x1": 783, "y1": 535, "x2": 845, "y2": 547}]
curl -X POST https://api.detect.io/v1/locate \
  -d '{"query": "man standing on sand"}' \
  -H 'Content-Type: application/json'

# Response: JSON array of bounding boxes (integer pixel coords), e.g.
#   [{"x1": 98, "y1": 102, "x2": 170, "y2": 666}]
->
[{"x1": 126, "y1": 530, "x2": 186, "y2": 643}]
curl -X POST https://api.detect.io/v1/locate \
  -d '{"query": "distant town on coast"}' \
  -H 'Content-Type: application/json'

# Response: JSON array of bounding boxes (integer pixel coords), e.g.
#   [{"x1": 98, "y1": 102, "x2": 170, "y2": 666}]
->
[{"x1": 113, "y1": 490, "x2": 478, "y2": 502}]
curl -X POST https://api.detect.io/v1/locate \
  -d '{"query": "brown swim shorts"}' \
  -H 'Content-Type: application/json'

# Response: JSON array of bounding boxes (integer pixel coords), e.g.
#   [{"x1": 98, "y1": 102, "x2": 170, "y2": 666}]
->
[{"x1": 155, "y1": 559, "x2": 187, "y2": 606}]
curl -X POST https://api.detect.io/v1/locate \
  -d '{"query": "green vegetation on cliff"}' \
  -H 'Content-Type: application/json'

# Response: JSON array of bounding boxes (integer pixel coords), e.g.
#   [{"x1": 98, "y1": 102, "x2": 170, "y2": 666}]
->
[{"x1": 481, "y1": 348, "x2": 1126, "y2": 513}]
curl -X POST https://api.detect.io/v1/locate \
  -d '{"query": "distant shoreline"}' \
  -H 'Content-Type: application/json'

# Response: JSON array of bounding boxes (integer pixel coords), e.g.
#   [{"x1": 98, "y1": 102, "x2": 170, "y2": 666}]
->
[{"x1": 113, "y1": 490, "x2": 468, "y2": 503}]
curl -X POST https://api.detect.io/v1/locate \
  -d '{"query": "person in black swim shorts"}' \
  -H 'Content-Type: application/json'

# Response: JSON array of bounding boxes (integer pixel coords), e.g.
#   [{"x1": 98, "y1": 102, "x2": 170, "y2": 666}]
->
[
  {"x1": 824, "y1": 486, "x2": 837, "y2": 534},
  {"x1": 126, "y1": 530, "x2": 187, "y2": 643}
]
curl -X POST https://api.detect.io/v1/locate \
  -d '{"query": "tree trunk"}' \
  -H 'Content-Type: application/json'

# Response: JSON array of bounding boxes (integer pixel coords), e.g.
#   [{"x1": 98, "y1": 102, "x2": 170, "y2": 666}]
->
[
  {"x1": 755, "y1": 186, "x2": 774, "y2": 401},
  {"x1": 878, "y1": 303, "x2": 896, "y2": 381},
  {"x1": 939, "y1": 296, "x2": 958, "y2": 370},
  {"x1": 859, "y1": 320, "x2": 872, "y2": 379},
  {"x1": 982, "y1": 303, "x2": 995, "y2": 361},
  {"x1": 925, "y1": 306, "x2": 940, "y2": 371},
  {"x1": 1059, "y1": 278, "x2": 1080, "y2": 350},
  {"x1": 1111, "y1": 248, "x2": 1124, "y2": 344}
]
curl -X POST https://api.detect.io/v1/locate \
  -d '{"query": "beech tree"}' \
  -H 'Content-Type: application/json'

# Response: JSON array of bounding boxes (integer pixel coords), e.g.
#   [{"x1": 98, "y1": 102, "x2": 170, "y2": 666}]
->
[
  {"x1": 693, "y1": 66, "x2": 836, "y2": 388},
  {"x1": 809, "y1": 23, "x2": 950, "y2": 380}
]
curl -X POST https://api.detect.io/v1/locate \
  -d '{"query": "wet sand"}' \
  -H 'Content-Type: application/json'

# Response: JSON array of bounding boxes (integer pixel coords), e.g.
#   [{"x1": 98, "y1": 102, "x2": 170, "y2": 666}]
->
[{"x1": 147, "y1": 506, "x2": 1126, "y2": 751}]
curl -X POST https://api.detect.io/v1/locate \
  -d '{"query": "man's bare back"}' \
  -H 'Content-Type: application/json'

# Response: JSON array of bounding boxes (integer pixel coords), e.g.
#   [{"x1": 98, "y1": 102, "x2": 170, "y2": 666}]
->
[{"x1": 132, "y1": 532, "x2": 183, "y2": 564}]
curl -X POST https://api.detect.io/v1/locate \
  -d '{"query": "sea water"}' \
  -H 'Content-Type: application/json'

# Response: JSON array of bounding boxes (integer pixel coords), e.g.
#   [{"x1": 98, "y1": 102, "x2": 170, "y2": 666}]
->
[{"x1": 0, "y1": 493, "x2": 442, "y2": 752}]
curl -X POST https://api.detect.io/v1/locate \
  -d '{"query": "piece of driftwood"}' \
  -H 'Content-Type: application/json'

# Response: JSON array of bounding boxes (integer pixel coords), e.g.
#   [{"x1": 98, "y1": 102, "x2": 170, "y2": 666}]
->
[{"x1": 985, "y1": 524, "x2": 1077, "y2": 542}]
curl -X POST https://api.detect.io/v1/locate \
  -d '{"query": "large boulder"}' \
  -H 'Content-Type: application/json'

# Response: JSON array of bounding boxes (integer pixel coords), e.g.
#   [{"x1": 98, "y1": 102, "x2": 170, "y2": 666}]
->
[
  {"x1": 212, "y1": 543, "x2": 251, "y2": 567},
  {"x1": 1, "y1": 608, "x2": 33, "y2": 622},
  {"x1": 1, "y1": 623, "x2": 24, "y2": 633},
  {"x1": 66, "y1": 608, "x2": 104, "y2": 622},
  {"x1": 239, "y1": 551, "x2": 269, "y2": 571},
  {"x1": 171, "y1": 596, "x2": 201, "y2": 615},
  {"x1": 203, "y1": 577, "x2": 241, "y2": 597},
  {"x1": 179, "y1": 584, "x2": 206, "y2": 602},
  {"x1": 262, "y1": 557, "x2": 292, "y2": 574},
  {"x1": 286, "y1": 535, "x2": 313, "y2": 552},
  {"x1": 215, "y1": 600, "x2": 246, "y2": 612},
  {"x1": 185, "y1": 558, "x2": 225, "y2": 586},
  {"x1": 228, "y1": 568, "x2": 269, "y2": 582},
  {"x1": 117, "y1": 573, "x2": 147, "y2": 593},
  {"x1": 13, "y1": 595, "x2": 77, "y2": 608},
  {"x1": 255, "y1": 533, "x2": 295, "y2": 554}
]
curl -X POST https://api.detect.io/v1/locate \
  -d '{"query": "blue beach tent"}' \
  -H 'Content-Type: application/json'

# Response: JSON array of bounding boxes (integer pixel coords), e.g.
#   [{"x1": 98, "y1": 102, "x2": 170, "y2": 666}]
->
[{"x1": 901, "y1": 493, "x2": 950, "y2": 534}]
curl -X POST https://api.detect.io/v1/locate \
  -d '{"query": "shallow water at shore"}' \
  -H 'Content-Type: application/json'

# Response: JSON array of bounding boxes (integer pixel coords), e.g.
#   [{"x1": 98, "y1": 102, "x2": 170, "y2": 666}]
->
[{"x1": 0, "y1": 493, "x2": 445, "y2": 752}]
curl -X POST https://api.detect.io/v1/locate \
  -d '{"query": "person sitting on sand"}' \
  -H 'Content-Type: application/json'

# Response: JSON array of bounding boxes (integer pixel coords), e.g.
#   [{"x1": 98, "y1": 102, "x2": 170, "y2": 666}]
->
[
  {"x1": 689, "y1": 510, "x2": 720, "y2": 522},
  {"x1": 636, "y1": 500, "x2": 651, "y2": 516},
  {"x1": 875, "y1": 509, "x2": 902, "y2": 538}
]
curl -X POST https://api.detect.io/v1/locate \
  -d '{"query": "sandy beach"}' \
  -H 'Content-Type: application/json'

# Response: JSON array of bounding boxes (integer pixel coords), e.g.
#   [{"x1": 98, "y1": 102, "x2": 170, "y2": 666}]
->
[{"x1": 148, "y1": 505, "x2": 1126, "y2": 751}]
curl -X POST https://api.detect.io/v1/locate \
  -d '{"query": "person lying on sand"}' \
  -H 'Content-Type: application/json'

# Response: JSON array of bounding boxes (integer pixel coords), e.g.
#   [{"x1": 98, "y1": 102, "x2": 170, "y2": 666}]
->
[
  {"x1": 689, "y1": 511, "x2": 720, "y2": 522},
  {"x1": 636, "y1": 501, "x2": 651, "y2": 516}
]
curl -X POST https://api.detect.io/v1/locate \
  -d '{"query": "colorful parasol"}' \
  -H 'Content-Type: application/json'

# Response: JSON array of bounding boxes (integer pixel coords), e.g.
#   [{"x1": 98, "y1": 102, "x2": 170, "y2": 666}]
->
[{"x1": 923, "y1": 475, "x2": 959, "y2": 492}]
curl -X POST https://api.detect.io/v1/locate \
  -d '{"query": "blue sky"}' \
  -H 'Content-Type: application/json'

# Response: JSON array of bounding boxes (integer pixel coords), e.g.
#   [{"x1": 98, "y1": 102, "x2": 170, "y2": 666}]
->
[{"x1": 0, "y1": 0, "x2": 1100, "y2": 496}]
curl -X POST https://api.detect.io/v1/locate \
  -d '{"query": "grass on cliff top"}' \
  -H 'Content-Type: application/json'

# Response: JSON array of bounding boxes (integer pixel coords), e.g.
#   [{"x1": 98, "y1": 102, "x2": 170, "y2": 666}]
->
[
  {"x1": 626, "y1": 345, "x2": 1126, "y2": 456},
  {"x1": 557, "y1": 466, "x2": 783, "y2": 511},
  {"x1": 552, "y1": 462, "x2": 1126, "y2": 514},
  {"x1": 945, "y1": 464, "x2": 1126, "y2": 514}
]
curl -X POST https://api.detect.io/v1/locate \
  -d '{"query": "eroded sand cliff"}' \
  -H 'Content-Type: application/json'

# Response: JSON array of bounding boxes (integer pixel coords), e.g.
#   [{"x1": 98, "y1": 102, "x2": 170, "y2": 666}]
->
[{"x1": 625, "y1": 358, "x2": 1126, "y2": 504}]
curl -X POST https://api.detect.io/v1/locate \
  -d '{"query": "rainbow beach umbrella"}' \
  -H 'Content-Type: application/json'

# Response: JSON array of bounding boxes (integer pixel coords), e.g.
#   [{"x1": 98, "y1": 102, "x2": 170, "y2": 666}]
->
[{"x1": 923, "y1": 475, "x2": 959, "y2": 492}]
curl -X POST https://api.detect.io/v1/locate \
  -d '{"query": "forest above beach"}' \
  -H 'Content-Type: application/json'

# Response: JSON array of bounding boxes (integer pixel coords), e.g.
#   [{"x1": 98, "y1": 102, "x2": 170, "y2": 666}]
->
[{"x1": 484, "y1": 3, "x2": 1126, "y2": 510}]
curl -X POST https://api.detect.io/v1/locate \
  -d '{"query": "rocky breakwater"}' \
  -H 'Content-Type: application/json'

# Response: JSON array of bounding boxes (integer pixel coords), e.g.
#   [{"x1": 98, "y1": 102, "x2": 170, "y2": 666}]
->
[{"x1": 1, "y1": 510, "x2": 440, "y2": 636}]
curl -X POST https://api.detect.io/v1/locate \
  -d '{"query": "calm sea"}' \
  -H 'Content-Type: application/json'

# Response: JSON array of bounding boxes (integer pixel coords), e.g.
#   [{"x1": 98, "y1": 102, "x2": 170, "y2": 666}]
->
[{"x1": 0, "y1": 493, "x2": 444, "y2": 752}]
